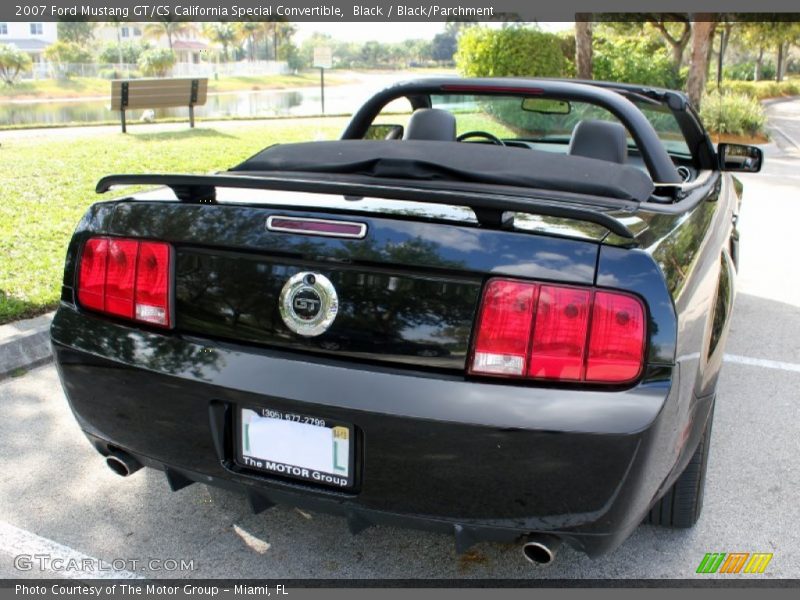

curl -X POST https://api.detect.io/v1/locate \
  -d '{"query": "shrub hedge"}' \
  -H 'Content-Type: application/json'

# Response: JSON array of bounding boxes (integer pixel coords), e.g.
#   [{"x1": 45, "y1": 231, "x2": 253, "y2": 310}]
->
[
  {"x1": 717, "y1": 79, "x2": 800, "y2": 100},
  {"x1": 455, "y1": 26, "x2": 565, "y2": 78},
  {"x1": 699, "y1": 91, "x2": 767, "y2": 137},
  {"x1": 592, "y1": 35, "x2": 683, "y2": 89}
]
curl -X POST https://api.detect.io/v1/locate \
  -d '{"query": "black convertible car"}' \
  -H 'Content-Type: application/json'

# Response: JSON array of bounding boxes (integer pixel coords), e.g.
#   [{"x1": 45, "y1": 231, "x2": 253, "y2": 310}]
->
[{"x1": 51, "y1": 78, "x2": 761, "y2": 564}]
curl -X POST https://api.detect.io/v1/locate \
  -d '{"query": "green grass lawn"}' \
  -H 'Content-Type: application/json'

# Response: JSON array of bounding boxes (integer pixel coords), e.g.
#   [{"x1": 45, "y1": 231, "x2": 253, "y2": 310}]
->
[
  {"x1": 0, "y1": 117, "x2": 349, "y2": 324},
  {"x1": 0, "y1": 77, "x2": 110, "y2": 100}
]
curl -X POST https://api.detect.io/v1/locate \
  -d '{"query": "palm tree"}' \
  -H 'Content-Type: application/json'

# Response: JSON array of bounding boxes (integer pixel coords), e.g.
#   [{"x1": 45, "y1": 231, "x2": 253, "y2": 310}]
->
[
  {"x1": 235, "y1": 22, "x2": 262, "y2": 61},
  {"x1": 273, "y1": 22, "x2": 297, "y2": 61},
  {"x1": 262, "y1": 21, "x2": 277, "y2": 60},
  {"x1": 144, "y1": 19, "x2": 193, "y2": 50},
  {"x1": 203, "y1": 23, "x2": 237, "y2": 62}
]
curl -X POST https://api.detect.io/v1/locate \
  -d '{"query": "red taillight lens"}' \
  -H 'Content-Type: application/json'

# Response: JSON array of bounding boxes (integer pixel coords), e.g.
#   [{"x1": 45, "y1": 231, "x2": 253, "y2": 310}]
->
[
  {"x1": 77, "y1": 238, "x2": 108, "y2": 312},
  {"x1": 135, "y1": 241, "x2": 171, "y2": 326},
  {"x1": 528, "y1": 285, "x2": 591, "y2": 381},
  {"x1": 585, "y1": 291, "x2": 646, "y2": 383},
  {"x1": 76, "y1": 237, "x2": 172, "y2": 328},
  {"x1": 471, "y1": 280, "x2": 537, "y2": 376},
  {"x1": 104, "y1": 239, "x2": 138, "y2": 319},
  {"x1": 470, "y1": 279, "x2": 646, "y2": 384}
]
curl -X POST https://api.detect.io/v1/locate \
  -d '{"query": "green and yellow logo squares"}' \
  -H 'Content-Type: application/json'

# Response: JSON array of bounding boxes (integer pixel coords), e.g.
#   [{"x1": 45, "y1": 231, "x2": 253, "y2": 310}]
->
[{"x1": 696, "y1": 552, "x2": 773, "y2": 574}]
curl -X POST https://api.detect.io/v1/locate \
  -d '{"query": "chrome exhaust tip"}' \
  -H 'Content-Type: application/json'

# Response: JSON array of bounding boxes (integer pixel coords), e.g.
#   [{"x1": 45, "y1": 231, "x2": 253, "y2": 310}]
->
[
  {"x1": 522, "y1": 534, "x2": 562, "y2": 565},
  {"x1": 105, "y1": 449, "x2": 142, "y2": 477}
]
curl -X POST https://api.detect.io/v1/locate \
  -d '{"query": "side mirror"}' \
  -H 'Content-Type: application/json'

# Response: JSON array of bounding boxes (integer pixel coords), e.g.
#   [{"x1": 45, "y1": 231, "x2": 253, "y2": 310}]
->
[
  {"x1": 365, "y1": 124, "x2": 404, "y2": 140},
  {"x1": 718, "y1": 143, "x2": 763, "y2": 173}
]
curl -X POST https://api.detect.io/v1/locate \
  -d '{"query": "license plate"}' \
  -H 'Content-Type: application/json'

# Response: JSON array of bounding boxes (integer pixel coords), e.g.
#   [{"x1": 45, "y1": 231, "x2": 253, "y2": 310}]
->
[{"x1": 237, "y1": 407, "x2": 354, "y2": 489}]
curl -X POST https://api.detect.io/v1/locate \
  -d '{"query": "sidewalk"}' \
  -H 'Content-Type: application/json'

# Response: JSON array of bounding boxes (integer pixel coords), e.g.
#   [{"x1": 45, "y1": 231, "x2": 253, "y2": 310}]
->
[{"x1": 0, "y1": 312, "x2": 53, "y2": 380}]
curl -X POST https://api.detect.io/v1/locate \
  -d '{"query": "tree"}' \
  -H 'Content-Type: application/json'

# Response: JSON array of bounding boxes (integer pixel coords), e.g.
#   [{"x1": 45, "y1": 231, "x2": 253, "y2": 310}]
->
[
  {"x1": 273, "y1": 22, "x2": 297, "y2": 61},
  {"x1": 593, "y1": 35, "x2": 681, "y2": 88},
  {"x1": 44, "y1": 41, "x2": 93, "y2": 64},
  {"x1": 431, "y1": 31, "x2": 458, "y2": 63},
  {"x1": 44, "y1": 41, "x2": 94, "y2": 78},
  {"x1": 686, "y1": 16, "x2": 717, "y2": 108},
  {"x1": 278, "y1": 41, "x2": 302, "y2": 71},
  {"x1": 0, "y1": 44, "x2": 32, "y2": 85},
  {"x1": 261, "y1": 21, "x2": 277, "y2": 60},
  {"x1": 235, "y1": 22, "x2": 262, "y2": 61},
  {"x1": 647, "y1": 15, "x2": 692, "y2": 69},
  {"x1": 144, "y1": 20, "x2": 193, "y2": 51},
  {"x1": 360, "y1": 41, "x2": 389, "y2": 67},
  {"x1": 771, "y1": 22, "x2": 800, "y2": 82},
  {"x1": 137, "y1": 48, "x2": 176, "y2": 77},
  {"x1": 575, "y1": 16, "x2": 593, "y2": 79},
  {"x1": 98, "y1": 41, "x2": 151, "y2": 65},
  {"x1": 401, "y1": 39, "x2": 433, "y2": 65},
  {"x1": 456, "y1": 26, "x2": 565, "y2": 78},
  {"x1": 202, "y1": 23, "x2": 237, "y2": 62},
  {"x1": 740, "y1": 22, "x2": 774, "y2": 81},
  {"x1": 57, "y1": 22, "x2": 95, "y2": 45},
  {"x1": 714, "y1": 18, "x2": 735, "y2": 88}
]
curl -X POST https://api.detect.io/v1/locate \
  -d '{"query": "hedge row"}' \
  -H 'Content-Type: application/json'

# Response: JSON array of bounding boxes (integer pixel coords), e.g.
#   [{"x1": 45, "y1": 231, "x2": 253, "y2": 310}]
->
[
  {"x1": 699, "y1": 91, "x2": 767, "y2": 137},
  {"x1": 716, "y1": 80, "x2": 800, "y2": 101}
]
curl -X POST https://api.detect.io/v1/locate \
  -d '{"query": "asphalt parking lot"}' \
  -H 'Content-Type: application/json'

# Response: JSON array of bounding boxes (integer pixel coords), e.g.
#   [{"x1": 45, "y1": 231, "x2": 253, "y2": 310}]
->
[{"x1": 1, "y1": 103, "x2": 799, "y2": 580}]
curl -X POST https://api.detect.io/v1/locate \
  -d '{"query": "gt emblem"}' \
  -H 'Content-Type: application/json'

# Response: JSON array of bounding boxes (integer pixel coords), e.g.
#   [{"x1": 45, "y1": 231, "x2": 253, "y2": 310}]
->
[{"x1": 279, "y1": 272, "x2": 338, "y2": 337}]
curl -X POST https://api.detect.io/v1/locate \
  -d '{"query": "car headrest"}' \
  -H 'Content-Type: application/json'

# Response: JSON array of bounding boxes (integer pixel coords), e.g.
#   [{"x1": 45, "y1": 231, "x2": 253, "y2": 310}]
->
[
  {"x1": 403, "y1": 108, "x2": 457, "y2": 142},
  {"x1": 568, "y1": 120, "x2": 629, "y2": 164}
]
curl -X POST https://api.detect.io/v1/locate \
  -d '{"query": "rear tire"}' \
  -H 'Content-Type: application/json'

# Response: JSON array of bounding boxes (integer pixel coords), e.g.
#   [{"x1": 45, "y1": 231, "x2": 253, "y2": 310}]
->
[{"x1": 646, "y1": 403, "x2": 714, "y2": 528}]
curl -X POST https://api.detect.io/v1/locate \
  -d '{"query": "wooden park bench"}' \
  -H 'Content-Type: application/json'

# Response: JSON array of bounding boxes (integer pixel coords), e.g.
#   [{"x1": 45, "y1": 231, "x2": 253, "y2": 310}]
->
[{"x1": 110, "y1": 78, "x2": 208, "y2": 133}]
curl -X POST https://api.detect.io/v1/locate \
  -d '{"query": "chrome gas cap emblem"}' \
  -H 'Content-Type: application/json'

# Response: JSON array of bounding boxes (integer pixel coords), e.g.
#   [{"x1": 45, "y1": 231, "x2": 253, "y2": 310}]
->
[{"x1": 279, "y1": 272, "x2": 338, "y2": 337}]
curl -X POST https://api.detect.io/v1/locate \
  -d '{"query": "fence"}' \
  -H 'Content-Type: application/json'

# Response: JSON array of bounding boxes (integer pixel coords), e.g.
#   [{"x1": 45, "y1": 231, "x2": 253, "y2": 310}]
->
[{"x1": 23, "y1": 60, "x2": 290, "y2": 81}]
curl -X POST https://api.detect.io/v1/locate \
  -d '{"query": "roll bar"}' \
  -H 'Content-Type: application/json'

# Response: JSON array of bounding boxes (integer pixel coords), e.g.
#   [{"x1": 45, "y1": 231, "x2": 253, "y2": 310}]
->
[{"x1": 341, "y1": 78, "x2": 682, "y2": 185}]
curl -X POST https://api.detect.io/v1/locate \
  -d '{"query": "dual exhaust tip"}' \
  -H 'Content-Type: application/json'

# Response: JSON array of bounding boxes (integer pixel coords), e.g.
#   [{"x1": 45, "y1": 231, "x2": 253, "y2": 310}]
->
[
  {"x1": 521, "y1": 534, "x2": 562, "y2": 565},
  {"x1": 104, "y1": 449, "x2": 562, "y2": 565},
  {"x1": 105, "y1": 449, "x2": 142, "y2": 478}
]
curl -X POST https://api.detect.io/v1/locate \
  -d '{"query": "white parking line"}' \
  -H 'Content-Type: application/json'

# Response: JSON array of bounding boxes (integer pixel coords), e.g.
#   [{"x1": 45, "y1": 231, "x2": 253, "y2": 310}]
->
[
  {"x1": 725, "y1": 354, "x2": 800, "y2": 374},
  {"x1": 0, "y1": 521, "x2": 142, "y2": 579}
]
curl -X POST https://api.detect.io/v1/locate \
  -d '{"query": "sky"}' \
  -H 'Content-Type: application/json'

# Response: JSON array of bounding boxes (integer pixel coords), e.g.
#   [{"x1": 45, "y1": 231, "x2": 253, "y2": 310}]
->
[{"x1": 293, "y1": 22, "x2": 573, "y2": 43}]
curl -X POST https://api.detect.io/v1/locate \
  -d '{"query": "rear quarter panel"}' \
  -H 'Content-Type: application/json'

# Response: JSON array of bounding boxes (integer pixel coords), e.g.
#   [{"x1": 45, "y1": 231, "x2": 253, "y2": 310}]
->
[{"x1": 631, "y1": 172, "x2": 737, "y2": 489}]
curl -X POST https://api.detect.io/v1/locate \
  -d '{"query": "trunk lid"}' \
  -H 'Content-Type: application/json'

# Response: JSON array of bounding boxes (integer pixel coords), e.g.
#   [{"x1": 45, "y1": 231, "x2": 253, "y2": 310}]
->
[{"x1": 109, "y1": 189, "x2": 601, "y2": 371}]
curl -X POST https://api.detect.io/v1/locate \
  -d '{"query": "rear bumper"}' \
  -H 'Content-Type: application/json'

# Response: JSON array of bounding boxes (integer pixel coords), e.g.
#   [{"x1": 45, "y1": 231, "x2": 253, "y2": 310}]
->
[{"x1": 52, "y1": 305, "x2": 683, "y2": 557}]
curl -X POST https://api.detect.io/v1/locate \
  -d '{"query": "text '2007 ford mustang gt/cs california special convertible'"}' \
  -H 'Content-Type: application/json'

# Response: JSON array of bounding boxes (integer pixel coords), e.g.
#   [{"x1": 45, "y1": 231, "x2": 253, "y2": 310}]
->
[{"x1": 51, "y1": 78, "x2": 762, "y2": 564}]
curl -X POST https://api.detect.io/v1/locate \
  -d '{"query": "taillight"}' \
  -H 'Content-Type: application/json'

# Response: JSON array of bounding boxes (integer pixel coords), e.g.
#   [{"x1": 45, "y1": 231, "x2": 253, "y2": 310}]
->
[
  {"x1": 135, "y1": 241, "x2": 171, "y2": 326},
  {"x1": 471, "y1": 280, "x2": 537, "y2": 376},
  {"x1": 585, "y1": 292, "x2": 646, "y2": 383},
  {"x1": 77, "y1": 237, "x2": 172, "y2": 328},
  {"x1": 469, "y1": 279, "x2": 645, "y2": 384},
  {"x1": 77, "y1": 238, "x2": 107, "y2": 312}
]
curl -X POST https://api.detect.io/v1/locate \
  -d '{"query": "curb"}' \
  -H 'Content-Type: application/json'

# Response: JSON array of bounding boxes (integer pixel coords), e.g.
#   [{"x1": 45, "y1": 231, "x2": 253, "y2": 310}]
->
[
  {"x1": 763, "y1": 98, "x2": 800, "y2": 153},
  {"x1": 0, "y1": 312, "x2": 54, "y2": 380}
]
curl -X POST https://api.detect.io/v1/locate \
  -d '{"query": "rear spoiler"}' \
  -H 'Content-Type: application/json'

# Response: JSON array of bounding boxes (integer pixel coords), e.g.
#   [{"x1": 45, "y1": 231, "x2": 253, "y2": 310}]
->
[{"x1": 96, "y1": 173, "x2": 636, "y2": 239}]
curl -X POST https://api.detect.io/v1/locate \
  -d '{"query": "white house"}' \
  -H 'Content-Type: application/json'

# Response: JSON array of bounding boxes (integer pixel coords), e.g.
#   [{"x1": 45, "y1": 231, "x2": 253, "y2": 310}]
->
[
  {"x1": 94, "y1": 22, "x2": 210, "y2": 64},
  {"x1": 94, "y1": 23, "x2": 145, "y2": 45},
  {"x1": 0, "y1": 21, "x2": 57, "y2": 62}
]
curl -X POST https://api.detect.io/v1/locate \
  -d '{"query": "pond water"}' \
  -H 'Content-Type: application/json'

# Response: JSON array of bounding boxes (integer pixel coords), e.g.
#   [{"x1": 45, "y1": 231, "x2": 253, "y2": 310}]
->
[
  {"x1": 0, "y1": 74, "x2": 413, "y2": 126},
  {"x1": 1, "y1": 86, "x2": 364, "y2": 126}
]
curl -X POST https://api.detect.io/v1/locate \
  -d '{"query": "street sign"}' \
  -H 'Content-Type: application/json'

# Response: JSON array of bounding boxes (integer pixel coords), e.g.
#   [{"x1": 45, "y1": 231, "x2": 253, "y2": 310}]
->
[{"x1": 313, "y1": 47, "x2": 333, "y2": 70}]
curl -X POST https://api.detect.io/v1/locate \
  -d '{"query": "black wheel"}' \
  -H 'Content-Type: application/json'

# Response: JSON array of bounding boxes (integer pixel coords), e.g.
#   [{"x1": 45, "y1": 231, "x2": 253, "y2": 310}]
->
[{"x1": 646, "y1": 402, "x2": 714, "y2": 528}]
